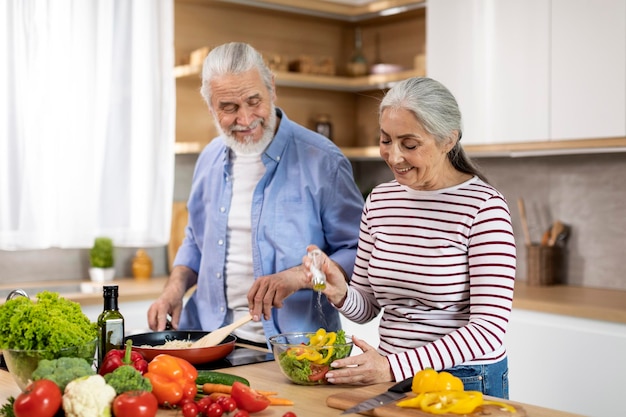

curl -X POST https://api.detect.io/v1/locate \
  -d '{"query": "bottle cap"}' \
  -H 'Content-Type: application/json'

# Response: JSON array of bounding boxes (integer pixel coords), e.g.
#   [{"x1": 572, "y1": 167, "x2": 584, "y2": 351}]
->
[{"x1": 103, "y1": 285, "x2": 119, "y2": 297}]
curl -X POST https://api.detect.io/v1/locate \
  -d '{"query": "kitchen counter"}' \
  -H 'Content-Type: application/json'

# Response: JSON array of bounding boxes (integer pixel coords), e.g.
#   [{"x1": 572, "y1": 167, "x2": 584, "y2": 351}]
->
[
  {"x1": 0, "y1": 361, "x2": 586, "y2": 416},
  {"x1": 1, "y1": 277, "x2": 625, "y2": 325}
]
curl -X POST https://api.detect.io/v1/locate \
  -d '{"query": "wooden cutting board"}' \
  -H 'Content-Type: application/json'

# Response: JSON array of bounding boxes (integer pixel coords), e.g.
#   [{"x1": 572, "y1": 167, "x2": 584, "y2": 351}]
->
[{"x1": 326, "y1": 386, "x2": 526, "y2": 417}]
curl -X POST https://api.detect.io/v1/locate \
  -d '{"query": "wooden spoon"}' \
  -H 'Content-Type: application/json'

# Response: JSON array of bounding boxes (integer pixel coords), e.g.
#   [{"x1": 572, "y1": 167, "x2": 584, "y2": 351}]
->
[
  {"x1": 548, "y1": 221, "x2": 566, "y2": 247},
  {"x1": 191, "y1": 313, "x2": 252, "y2": 348}
]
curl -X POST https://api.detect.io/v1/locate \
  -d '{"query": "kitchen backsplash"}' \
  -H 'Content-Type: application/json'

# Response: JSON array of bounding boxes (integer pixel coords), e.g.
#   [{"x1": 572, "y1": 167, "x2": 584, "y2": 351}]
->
[{"x1": 1, "y1": 151, "x2": 625, "y2": 292}]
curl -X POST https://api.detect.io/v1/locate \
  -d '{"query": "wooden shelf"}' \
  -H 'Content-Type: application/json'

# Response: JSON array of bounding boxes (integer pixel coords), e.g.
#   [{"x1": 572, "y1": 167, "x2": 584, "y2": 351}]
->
[
  {"x1": 175, "y1": 64, "x2": 424, "y2": 92},
  {"x1": 183, "y1": 0, "x2": 427, "y2": 21},
  {"x1": 176, "y1": 137, "x2": 626, "y2": 157},
  {"x1": 341, "y1": 136, "x2": 626, "y2": 160}
]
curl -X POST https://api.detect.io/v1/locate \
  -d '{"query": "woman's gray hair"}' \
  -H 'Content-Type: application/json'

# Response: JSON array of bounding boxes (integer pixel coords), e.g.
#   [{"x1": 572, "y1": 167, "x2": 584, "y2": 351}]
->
[
  {"x1": 200, "y1": 42, "x2": 274, "y2": 107},
  {"x1": 380, "y1": 77, "x2": 488, "y2": 183}
]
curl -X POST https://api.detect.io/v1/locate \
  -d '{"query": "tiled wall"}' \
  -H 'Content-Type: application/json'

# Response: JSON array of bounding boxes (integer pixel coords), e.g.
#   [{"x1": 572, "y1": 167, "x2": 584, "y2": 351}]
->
[
  {"x1": 353, "y1": 152, "x2": 626, "y2": 291},
  {"x1": 2, "y1": 151, "x2": 625, "y2": 292}
]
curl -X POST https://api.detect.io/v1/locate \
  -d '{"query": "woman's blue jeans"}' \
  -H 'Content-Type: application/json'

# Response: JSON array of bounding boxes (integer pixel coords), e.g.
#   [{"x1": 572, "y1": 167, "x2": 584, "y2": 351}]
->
[{"x1": 447, "y1": 357, "x2": 509, "y2": 399}]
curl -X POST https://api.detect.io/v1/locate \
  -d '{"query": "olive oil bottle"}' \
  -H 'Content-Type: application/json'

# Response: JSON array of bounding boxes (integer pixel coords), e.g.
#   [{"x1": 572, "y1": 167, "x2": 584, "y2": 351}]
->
[{"x1": 97, "y1": 285, "x2": 124, "y2": 367}]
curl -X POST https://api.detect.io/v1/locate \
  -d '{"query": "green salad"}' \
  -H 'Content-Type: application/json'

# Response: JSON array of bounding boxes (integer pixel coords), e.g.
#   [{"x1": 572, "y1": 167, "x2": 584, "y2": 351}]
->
[
  {"x1": 278, "y1": 329, "x2": 352, "y2": 385},
  {"x1": 0, "y1": 290, "x2": 97, "y2": 352}
]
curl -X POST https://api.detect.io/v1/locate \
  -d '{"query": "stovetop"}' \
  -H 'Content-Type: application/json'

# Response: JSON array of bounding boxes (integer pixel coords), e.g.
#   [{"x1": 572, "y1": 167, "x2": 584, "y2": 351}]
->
[{"x1": 199, "y1": 345, "x2": 274, "y2": 370}]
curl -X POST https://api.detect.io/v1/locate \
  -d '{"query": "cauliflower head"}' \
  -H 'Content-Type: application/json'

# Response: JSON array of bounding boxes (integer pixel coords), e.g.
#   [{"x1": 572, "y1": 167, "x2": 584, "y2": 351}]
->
[{"x1": 63, "y1": 374, "x2": 116, "y2": 417}]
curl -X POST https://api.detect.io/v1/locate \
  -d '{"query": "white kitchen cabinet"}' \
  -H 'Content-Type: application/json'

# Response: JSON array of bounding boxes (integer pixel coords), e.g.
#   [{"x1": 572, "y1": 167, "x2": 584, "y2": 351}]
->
[
  {"x1": 427, "y1": 0, "x2": 550, "y2": 145},
  {"x1": 507, "y1": 308, "x2": 626, "y2": 417},
  {"x1": 550, "y1": 0, "x2": 626, "y2": 140}
]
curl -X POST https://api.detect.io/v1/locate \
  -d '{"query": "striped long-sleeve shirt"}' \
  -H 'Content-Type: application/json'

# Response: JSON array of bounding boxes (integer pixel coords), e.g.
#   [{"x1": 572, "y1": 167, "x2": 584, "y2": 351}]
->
[{"x1": 338, "y1": 176, "x2": 517, "y2": 381}]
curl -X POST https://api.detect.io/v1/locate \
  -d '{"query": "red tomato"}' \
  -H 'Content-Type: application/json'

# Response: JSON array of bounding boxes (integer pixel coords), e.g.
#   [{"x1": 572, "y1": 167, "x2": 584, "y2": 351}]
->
[
  {"x1": 196, "y1": 395, "x2": 213, "y2": 413},
  {"x1": 206, "y1": 402, "x2": 224, "y2": 417},
  {"x1": 182, "y1": 401, "x2": 199, "y2": 417},
  {"x1": 219, "y1": 397, "x2": 237, "y2": 412},
  {"x1": 13, "y1": 379, "x2": 62, "y2": 417},
  {"x1": 233, "y1": 411, "x2": 250, "y2": 417},
  {"x1": 308, "y1": 364, "x2": 330, "y2": 382},
  {"x1": 112, "y1": 391, "x2": 159, "y2": 417},
  {"x1": 283, "y1": 413, "x2": 297, "y2": 417},
  {"x1": 230, "y1": 381, "x2": 270, "y2": 413}
]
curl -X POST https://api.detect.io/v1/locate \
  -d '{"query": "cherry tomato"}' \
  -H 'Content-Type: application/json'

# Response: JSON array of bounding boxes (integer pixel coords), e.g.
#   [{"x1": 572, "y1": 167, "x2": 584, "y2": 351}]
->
[
  {"x1": 233, "y1": 410, "x2": 250, "y2": 417},
  {"x1": 219, "y1": 397, "x2": 237, "y2": 412},
  {"x1": 182, "y1": 401, "x2": 200, "y2": 417},
  {"x1": 308, "y1": 364, "x2": 330, "y2": 382},
  {"x1": 206, "y1": 402, "x2": 224, "y2": 417},
  {"x1": 283, "y1": 413, "x2": 297, "y2": 417},
  {"x1": 112, "y1": 391, "x2": 159, "y2": 417},
  {"x1": 230, "y1": 381, "x2": 271, "y2": 413},
  {"x1": 13, "y1": 379, "x2": 62, "y2": 417},
  {"x1": 196, "y1": 395, "x2": 213, "y2": 413}
]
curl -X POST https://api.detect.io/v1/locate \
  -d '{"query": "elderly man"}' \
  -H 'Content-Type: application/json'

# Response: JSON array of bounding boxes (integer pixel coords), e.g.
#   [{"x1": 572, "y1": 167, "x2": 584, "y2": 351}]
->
[{"x1": 148, "y1": 42, "x2": 363, "y2": 347}]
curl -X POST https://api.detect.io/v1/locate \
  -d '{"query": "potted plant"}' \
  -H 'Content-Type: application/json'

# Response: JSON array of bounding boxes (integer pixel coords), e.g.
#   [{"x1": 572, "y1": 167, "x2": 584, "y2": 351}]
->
[{"x1": 89, "y1": 237, "x2": 115, "y2": 282}]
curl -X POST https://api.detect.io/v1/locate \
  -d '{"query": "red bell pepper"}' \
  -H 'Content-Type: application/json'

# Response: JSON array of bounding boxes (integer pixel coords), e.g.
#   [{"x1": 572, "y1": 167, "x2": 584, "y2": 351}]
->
[{"x1": 99, "y1": 339, "x2": 148, "y2": 376}]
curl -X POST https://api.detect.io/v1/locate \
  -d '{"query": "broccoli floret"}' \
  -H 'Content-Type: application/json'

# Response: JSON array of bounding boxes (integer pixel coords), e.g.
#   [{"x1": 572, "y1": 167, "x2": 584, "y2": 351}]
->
[
  {"x1": 32, "y1": 357, "x2": 96, "y2": 392},
  {"x1": 103, "y1": 365, "x2": 152, "y2": 395}
]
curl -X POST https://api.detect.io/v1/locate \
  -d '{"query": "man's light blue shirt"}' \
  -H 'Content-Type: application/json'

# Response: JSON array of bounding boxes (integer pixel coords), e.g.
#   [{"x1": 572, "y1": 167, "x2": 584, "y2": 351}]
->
[{"x1": 174, "y1": 109, "x2": 364, "y2": 340}]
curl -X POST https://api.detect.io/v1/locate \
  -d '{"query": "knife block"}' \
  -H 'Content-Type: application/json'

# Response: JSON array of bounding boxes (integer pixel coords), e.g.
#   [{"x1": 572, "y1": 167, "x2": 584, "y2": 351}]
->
[{"x1": 526, "y1": 244, "x2": 565, "y2": 286}]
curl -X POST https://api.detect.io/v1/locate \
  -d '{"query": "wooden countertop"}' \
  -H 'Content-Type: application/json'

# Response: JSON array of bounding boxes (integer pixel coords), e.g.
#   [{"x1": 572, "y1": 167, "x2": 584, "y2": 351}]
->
[
  {"x1": 0, "y1": 361, "x2": 586, "y2": 416},
  {"x1": 512, "y1": 282, "x2": 626, "y2": 324},
  {"x1": 2, "y1": 277, "x2": 625, "y2": 325}
]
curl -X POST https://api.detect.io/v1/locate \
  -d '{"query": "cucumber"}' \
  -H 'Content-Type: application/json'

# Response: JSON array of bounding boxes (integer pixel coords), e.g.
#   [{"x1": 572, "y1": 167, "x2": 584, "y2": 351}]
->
[{"x1": 195, "y1": 370, "x2": 250, "y2": 386}]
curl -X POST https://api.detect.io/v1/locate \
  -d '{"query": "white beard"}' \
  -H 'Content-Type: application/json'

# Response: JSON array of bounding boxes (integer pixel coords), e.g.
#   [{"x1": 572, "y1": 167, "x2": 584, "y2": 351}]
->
[{"x1": 218, "y1": 106, "x2": 277, "y2": 155}]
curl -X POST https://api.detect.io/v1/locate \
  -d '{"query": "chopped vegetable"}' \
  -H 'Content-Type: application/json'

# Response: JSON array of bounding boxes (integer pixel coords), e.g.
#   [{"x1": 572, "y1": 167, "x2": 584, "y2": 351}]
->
[
  {"x1": 266, "y1": 397, "x2": 294, "y2": 406},
  {"x1": 103, "y1": 365, "x2": 152, "y2": 395},
  {"x1": 397, "y1": 390, "x2": 516, "y2": 414},
  {"x1": 278, "y1": 328, "x2": 350, "y2": 384},
  {"x1": 230, "y1": 381, "x2": 270, "y2": 413},
  {"x1": 143, "y1": 354, "x2": 197, "y2": 406},
  {"x1": 32, "y1": 357, "x2": 96, "y2": 392},
  {"x1": 411, "y1": 368, "x2": 464, "y2": 394},
  {"x1": 99, "y1": 340, "x2": 148, "y2": 376},
  {"x1": 62, "y1": 374, "x2": 116, "y2": 417},
  {"x1": 0, "y1": 291, "x2": 97, "y2": 352}
]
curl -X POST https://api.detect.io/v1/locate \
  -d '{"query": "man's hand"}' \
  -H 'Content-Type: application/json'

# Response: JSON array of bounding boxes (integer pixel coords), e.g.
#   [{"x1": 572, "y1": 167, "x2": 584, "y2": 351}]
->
[
  {"x1": 247, "y1": 266, "x2": 309, "y2": 321},
  {"x1": 147, "y1": 265, "x2": 197, "y2": 331}
]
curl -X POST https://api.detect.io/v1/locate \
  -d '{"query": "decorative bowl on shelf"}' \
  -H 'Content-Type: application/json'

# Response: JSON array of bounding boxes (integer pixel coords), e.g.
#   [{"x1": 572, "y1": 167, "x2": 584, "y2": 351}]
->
[
  {"x1": 269, "y1": 330, "x2": 353, "y2": 385},
  {"x1": 2, "y1": 339, "x2": 97, "y2": 391}
]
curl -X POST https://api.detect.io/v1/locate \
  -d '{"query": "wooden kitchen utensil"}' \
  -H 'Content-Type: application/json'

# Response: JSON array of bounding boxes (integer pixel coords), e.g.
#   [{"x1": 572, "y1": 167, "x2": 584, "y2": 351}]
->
[
  {"x1": 517, "y1": 198, "x2": 532, "y2": 246},
  {"x1": 547, "y1": 220, "x2": 566, "y2": 246},
  {"x1": 191, "y1": 313, "x2": 252, "y2": 348}
]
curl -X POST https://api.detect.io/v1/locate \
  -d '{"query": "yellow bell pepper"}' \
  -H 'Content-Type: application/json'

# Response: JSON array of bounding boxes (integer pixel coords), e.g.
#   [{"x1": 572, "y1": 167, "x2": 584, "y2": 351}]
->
[
  {"x1": 397, "y1": 391, "x2": 484, "y2": 415},
  {"x1": 411, "y1": 368, "x2": 464, "y2": 394}
]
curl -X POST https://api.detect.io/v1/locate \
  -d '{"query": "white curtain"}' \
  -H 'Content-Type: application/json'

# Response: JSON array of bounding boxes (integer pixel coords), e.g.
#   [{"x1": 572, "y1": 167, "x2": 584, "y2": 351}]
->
[{"x1": 0, "y1": 0, "x2": 175, "y2": 249}]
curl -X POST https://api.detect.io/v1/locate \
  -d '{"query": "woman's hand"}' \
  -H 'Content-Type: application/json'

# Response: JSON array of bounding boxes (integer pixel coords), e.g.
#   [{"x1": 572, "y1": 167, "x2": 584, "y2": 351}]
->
[
  {"x1": 301, "y1": 245, "x2": 349, "y2": 307},
  {"x1": 325, "y1": 336, "x2": 394, "y2": 385}
]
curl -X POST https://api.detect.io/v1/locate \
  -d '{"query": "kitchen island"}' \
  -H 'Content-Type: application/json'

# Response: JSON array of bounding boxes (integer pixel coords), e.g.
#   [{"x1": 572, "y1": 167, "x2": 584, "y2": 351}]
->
[{"x1": 0, "y1": 361, "x2": 586, "y2": 416}]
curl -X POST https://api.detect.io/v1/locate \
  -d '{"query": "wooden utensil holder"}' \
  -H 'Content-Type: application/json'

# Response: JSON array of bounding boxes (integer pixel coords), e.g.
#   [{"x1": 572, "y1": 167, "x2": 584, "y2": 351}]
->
[{"x1": 526, "y1": 244, "x2": 564, "y2": 286}]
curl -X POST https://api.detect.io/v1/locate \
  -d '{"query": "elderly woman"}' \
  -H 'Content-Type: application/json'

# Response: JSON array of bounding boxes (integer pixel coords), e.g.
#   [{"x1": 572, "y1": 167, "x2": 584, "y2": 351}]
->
[{"x1": 250, "y1": 77, "x2": 516, "y2": 399}]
